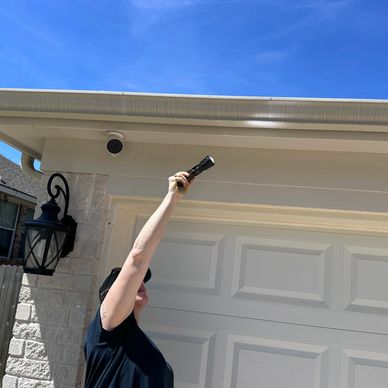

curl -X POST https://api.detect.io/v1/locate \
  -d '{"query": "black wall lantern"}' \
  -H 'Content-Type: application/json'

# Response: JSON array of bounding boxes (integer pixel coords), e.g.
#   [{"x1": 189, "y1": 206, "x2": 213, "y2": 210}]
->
[{"x1": 23, "y1": 173, "x2": 77, "y2": 276}]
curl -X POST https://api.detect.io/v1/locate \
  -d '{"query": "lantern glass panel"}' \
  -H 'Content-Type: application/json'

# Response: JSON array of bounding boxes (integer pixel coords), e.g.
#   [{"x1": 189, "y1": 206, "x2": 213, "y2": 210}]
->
[
  {"x1": 46, "y1": 230, "x2": 67, "y2": 270},
  {"x1": 24, "y1": 226, "x2": 67, "y2": 272}
]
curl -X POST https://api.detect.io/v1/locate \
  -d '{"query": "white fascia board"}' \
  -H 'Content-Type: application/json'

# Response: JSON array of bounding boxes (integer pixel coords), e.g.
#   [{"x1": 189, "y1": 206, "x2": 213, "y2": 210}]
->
[
  {"x1": 1, "y1": 89, "x2": 388, "y2": 125},
  {"x1": 1, "y1": 89, "x2": 388, "y2": 156}
]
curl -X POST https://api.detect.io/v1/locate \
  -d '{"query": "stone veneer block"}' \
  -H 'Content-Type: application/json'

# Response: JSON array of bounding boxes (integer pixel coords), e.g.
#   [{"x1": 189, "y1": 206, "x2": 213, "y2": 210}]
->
[
  {"x1": 19, "y1": 377, "x2": 55, "y2": 388},
  {"x1": 2, "y1": 375, "x2": 18, "y2": 388},
  {"x1": 8, "y1": 338, "x2": 25, "y2": 356},
  {"x1": 15, "y1": 304, "x2": 31, "y2": 321}
]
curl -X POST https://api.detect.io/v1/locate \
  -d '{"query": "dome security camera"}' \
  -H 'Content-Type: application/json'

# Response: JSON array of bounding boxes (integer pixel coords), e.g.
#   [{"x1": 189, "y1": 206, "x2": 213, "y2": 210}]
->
[{"x1": 106, "y1": 131, "x2": 124, "y2": 155}]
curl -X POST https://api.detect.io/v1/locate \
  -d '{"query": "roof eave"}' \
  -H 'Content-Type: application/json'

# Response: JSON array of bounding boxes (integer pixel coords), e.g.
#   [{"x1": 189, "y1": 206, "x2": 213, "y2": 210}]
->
[{"x1": 2, "y1": 88, "x2": 388, "y2": 158}]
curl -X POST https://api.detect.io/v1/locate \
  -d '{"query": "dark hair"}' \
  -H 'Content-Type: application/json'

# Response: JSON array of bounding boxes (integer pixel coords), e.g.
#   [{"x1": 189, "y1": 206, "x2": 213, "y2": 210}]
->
[{"x1": 99, "y1": 267, "x2": 152, "y2": 303}]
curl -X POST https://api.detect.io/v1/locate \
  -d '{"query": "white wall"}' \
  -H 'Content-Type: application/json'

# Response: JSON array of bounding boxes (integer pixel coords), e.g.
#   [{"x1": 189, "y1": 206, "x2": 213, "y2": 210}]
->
[{"x1": 42, "y1": 138, "x2": 388, "y2": 213}]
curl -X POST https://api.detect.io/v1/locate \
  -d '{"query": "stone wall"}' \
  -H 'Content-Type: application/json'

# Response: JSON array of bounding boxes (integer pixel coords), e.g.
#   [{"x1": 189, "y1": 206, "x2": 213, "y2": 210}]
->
[{"x1": 2, "y1": 172, "x2": 109, "y2": 388}]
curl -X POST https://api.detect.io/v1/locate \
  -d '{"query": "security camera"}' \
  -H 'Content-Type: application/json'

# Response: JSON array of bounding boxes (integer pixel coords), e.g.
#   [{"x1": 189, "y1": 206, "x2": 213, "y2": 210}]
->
[{"x1": 106, "y1": 131, "x2": 124, "y2": 155}]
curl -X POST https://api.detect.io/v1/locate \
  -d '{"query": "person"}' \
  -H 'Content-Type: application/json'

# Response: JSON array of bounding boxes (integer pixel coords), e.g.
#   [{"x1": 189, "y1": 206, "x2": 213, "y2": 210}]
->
[{"x1": 84, "y1": 171, "x2": 192, "y2": 388}]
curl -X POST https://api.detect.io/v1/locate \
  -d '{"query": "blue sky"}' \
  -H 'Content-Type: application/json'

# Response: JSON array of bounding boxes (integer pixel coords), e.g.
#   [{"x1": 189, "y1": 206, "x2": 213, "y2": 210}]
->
[{"x1": 1, "y1": 0, "x2": 388, "y2": 162}]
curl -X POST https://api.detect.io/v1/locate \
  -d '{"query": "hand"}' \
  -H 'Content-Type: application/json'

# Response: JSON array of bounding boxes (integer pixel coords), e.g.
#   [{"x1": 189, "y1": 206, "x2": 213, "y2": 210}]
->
[{"x1": 168, "y1": 171, "x2": 192, "y2": 194}]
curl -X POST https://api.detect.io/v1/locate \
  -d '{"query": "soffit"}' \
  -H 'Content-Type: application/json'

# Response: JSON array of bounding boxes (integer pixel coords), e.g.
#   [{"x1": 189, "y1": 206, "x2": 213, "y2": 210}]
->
[{"x1": 1, "y1": 89, "x2": 388, "y2": 159}]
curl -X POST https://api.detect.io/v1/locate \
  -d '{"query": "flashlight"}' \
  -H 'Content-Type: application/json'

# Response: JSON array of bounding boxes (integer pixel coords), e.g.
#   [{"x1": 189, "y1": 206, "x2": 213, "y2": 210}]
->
[{"x1": 177, "y1": 155, "x2": 215, "y2": 190}]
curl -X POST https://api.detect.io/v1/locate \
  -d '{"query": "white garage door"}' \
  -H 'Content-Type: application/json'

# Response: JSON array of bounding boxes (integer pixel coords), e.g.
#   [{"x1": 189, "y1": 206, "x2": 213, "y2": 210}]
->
[{"x1": 104, "y1": 199, "x2": 388, "y2": 388}]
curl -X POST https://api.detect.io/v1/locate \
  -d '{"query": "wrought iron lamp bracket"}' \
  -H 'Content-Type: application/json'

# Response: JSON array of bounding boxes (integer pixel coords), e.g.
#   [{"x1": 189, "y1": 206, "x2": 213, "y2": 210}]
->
[
  {"x1": 47, "y1": 173, "x2": 70, "y2": 218},
  {"x1": 47, "y1": 173, "x2": 77, "y2": 258}
]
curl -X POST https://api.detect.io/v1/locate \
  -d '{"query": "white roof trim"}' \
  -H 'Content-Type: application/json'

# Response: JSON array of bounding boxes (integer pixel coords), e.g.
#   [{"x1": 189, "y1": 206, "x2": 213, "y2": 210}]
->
[
  {"x1": 2, "y1": 89, "x2": 388, "y2": 158},
  {"x1": 1, "y1": 88, "x2": 388, "y2": 126}
]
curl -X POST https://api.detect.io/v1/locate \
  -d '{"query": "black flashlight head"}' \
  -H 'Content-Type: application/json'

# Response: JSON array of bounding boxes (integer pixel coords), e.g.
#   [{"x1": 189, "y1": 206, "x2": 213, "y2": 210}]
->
[
  {"x1": 189, "y1": 155, "x2": 215, "y2": 179},
  {"x1": 194, "y1": 156, "x2": 215, "y2": 175},
  {"x1": 177, "y1": 156, "x2": 215, "y2": 190}
]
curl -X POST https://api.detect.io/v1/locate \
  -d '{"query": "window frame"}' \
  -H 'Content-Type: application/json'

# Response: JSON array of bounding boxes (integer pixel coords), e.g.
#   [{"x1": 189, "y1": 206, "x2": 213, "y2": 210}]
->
[{"x1": 0, "y1": 199, "x2": 21, "y2": 259}]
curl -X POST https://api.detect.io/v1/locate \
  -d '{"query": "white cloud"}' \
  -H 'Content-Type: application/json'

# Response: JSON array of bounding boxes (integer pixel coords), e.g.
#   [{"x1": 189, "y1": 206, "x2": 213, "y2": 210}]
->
[
  {"x1": 296, "y1": 0, "x2": 355, "y2": 18},
  {"x1": 127, "y1": 0, "x2": 200, "y2": 36},
  {"x1": 130, "y1": 0, "x2": 198, "y2": 10},
  {"x1": 260, "y1": 0, "x2": 356, "y2": 41},
  {"x1": 255, "y1": 49, "x2": 290, "y2": 64},
  {"x1": 255, "y1": 45, "x2": 300, "y2": 65},
  {"x1": 247, "y1": 0, "x2": 356, "y2": 15},
  {"x1": 0, "y1": 5, "x2": 61, "y2": 50}
]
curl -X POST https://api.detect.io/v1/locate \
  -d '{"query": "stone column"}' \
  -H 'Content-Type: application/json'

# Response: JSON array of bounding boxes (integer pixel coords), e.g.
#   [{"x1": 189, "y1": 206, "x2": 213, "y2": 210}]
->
[{"x1": 2, "y1": 172, "x2": 109, "y2": 388}]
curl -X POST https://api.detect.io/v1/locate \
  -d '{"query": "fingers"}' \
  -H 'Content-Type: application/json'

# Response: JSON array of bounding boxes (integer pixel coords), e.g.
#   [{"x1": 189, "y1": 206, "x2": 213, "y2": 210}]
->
[
  {"x1": 175, "y1": 171, "x2": 189, "y2": 187},
  {"x1": 169, "y1": 171, "x2": 190, "y2": 193}
]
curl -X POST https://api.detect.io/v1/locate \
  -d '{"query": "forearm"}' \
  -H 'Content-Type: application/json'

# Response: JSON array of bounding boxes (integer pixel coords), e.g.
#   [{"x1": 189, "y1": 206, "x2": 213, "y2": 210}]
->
[{"x1": 130, "y1": 191, "x2": 180, "y2": 263}]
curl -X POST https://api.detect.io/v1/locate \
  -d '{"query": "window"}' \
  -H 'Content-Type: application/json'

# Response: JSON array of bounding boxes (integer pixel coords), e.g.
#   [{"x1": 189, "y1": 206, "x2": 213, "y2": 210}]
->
[
  {"x1": 0, "y1": 200, "x2": 20, "y2": 258},
  {"x1": 17, "y1": 207, "x2": 35, "y2": 259}
]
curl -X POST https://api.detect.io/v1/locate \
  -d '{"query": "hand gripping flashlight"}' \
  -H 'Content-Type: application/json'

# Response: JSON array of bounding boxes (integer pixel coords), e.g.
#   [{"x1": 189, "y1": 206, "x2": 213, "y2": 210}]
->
[{"x1": 177, "y1": 155, "x2": 215, "y2": 190}]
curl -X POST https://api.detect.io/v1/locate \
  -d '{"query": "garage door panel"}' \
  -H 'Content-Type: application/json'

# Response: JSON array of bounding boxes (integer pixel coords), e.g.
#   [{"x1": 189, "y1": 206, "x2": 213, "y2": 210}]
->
[
  {"x1": 143, "y1": 325, "x2": 216, "y2": 388},
  {"x1": 135, "y1": 217, "x2": 225, "y2": 294},
  {"x1": 224, "y1": 335, "x2": 328, "y2": 388},
  {"x1": 232, "y1": 237, "x2": 333, "y2": 308},
  {"x1": 151, "y1": 231, "x2": 224, "y2": 294},
  {"x1": 343, "y1": 246, "x2": 388, "y2": 315},
  {"x1": 341, "y1": 349, "x2": 388, "y2": 388}
]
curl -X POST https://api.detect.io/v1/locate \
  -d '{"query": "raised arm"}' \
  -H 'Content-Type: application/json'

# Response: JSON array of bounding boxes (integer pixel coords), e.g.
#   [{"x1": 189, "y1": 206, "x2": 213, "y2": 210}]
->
[{"x1": 100, "y1": 172, "x2": 191, "y2": 330}]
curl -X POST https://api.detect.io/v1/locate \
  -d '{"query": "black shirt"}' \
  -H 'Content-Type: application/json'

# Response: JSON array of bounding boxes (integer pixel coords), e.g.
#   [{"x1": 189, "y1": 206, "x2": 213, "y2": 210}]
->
[{"x1": 84, "y1": 309, "x2": 174, "y2": 388}]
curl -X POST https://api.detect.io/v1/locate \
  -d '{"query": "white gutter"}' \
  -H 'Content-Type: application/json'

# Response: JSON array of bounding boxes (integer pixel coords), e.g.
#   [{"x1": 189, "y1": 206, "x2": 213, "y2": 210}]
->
[
  {"x1": 1, "y1": 88, "x2": 388, "y2": 126},
  {"x1": 20, "y1": 153, "x2": 42, "y2": 181}
]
